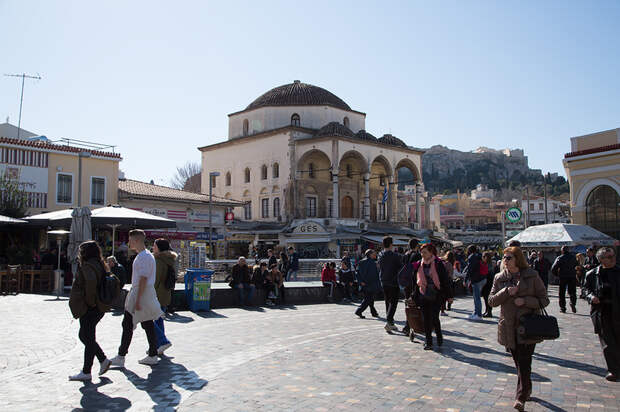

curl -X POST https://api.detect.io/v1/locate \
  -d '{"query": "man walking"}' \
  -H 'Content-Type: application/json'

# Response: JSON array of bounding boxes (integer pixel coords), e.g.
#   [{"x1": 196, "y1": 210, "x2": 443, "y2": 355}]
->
[
  {"x1": 463, "y1": 245, "x2": 485, "y2": 320},
  {"x1": 355, "y1": 249, "x2": 380, "y2": 318},
  {"x1": 551, "y1": 246, "x2": 578, "y2": 313},
  {"x1": 532, "y1": 250, "x2": 551, "y2": 290},
  {"x1": 110, "y1": 229, "x2": 162, "y2": 367},
  {"x1": 402, "y1": 239, "x2": 421, "y2": 335},
  {"x1": 287, "y1": 246, "x2": 300, "y2": 281},
  {"x1": 583, "y1": 247, "x2": 620, "y2": 381},
  {"x1": 378, "y1": 236, "x2": 402, "y2": 333}
]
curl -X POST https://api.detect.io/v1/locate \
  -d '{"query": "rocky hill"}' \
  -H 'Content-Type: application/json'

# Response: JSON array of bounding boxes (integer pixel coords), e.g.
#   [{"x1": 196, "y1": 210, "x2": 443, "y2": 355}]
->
[{"x1": 398, "y1": 145, "x2": 568, "y2": 196}]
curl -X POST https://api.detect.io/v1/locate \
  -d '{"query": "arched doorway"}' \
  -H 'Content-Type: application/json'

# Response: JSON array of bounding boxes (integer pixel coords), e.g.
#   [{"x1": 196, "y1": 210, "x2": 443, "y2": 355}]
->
[
  {"x1": 341, "y1": 196, "x2": 354, "y2": 218},
  {"x1": 586, "y1": 185, "x2": 620, "y2": 240}
]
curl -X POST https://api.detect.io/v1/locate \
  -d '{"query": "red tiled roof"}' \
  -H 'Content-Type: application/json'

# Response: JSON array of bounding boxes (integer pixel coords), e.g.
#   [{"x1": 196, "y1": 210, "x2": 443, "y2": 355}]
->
[
  {"x1": 564, "y1": 143, "x2": 620, "y2": 159},
  {"x1": 0, "y1": 136, "x2": 121, "y2": 159},
  {"x1": 119, "y1": 179, "x2": 244, "y2": 206}
]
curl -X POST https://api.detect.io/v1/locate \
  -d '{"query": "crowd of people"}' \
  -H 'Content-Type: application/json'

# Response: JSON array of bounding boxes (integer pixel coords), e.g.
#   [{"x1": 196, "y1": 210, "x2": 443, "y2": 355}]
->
[
  {"x1": 68, "y1": 230, "x2": 178, "y2": 381},
  {"x1": 65, "y1": 231, "x2": 619, "y2": 412}
]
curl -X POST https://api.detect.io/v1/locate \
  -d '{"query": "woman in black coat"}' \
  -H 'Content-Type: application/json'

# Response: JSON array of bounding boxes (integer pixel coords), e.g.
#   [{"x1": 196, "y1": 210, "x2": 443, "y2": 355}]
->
[{"x1": 412, "y1": 243, "x2": 453, "y2": 350}]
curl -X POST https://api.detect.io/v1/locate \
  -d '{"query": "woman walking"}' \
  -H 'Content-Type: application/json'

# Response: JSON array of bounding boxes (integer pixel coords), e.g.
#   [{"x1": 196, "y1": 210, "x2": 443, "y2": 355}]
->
[
  {"x1": 441, "y1": 251, "x2": 456, "y2": 313},
  {"x1": 488, "y1": 246, "x2": 549, "y2": 411},
  {"x1": 68, "y1": 241, "x2": 112, "y2": 381},
  {"x1": 481, "y1": 251, "x2": 496, "y2": 318},
  {"x1": 412, "y1": 244, "x2": 453, "y2": 350},
  {"x1": 153, "y1": 238, "x2": 177, "y2": 355}
]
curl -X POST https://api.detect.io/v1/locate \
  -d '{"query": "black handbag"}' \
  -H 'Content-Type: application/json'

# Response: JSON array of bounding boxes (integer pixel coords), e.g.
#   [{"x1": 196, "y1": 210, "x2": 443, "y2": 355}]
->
[{"x1": 518, "y1": 298, "x2": 560, "y2": 341}]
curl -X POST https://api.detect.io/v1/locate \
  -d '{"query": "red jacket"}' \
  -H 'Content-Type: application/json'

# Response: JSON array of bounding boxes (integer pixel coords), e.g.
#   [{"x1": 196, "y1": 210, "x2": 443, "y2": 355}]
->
[{"x1": 321, "y1": 266, "x2": 337, "y2": 283}]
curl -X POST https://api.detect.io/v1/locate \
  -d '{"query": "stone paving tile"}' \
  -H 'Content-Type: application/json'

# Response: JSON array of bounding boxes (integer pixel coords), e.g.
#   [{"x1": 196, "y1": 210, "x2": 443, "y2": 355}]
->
[{"x1": 1, "y1": 287, "x2": 619, "y2": 411}]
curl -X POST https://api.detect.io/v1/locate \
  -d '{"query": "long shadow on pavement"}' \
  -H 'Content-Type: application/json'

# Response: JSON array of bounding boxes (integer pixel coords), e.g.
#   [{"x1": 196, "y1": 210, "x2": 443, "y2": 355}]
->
[
  {"x1": 73, "y1": 377, "x2": 131, "y2": 412},
  {"x1": 165, "y1": 312, "x2": 195, "y2": 323},
  {"x1": 120, "y1": 357, "x2": 207, "y2": 410},
  {"x1": 533, "y1": 353, "x2": 607, "y2": 377},
  {"x1": 439, "y1": 339, "x2": 550, "y2": 382},
  {"x1": 529, "y1": 396, "x2": 568, "y2": 412}
]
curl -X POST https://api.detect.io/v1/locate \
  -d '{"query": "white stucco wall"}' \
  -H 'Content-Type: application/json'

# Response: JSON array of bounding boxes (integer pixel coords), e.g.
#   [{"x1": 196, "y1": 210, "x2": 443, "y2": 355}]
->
[
  {"x1": 228, "y1": 106, "x2": 365, "y2": 139},
  {"x1": 201, "y1": 132, "x2": 292, "y2": 221}
]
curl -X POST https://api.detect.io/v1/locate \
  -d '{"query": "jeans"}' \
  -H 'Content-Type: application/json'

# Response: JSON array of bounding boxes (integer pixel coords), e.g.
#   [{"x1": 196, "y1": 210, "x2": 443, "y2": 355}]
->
[
  {"x1": 154, "y1": 306, "x2": 171, "y2": 348},
  {"x1": 421, "y1": 300, "x2": 442, "y2": 344},
  {"x1": 236, "y1": 283, "x2": 255, "y2": 306},
  {"x1": 559, "y1": 278, "x2": 577, "y2": 310},
  {"x1": 79, "y1": 309, "x2": 106, "y2": 374},
  {"x1": 287, "y1": 270, "x2": 298, "y2": 281},
  {"x1": 510, "y1": 344, "x2": 536, "y2": 402},
  {"x1": 118, "y1": 311, "x2": 157, "y2": 357},
  {"x1": 472, "y1": 279, "x2": 487, "y2": 317},
  {"x1": 383, "y1": 285, "x2": 400, "y2": 324}
]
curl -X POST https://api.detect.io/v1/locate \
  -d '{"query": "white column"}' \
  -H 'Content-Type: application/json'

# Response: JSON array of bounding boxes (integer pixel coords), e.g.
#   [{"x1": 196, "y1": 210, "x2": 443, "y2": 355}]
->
[
  {"x1": 332, "y1": 168, "x2": 339, "y2": 219},
  {"x1": 364, "y1": 172, "x2": 370, "y2": 220},
  {"x1": 388, "y1": 175, "x2": 395, "y2": 222}
]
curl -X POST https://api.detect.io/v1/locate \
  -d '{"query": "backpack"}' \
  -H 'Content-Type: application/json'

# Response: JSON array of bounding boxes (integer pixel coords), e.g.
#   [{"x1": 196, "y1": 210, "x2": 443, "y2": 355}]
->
[
  {"x1": 164, "y1": 264, "x2": 176, "y2": 290},
  {"x1": 98, "y1": 271, "x2": 121, "y2": 305}
]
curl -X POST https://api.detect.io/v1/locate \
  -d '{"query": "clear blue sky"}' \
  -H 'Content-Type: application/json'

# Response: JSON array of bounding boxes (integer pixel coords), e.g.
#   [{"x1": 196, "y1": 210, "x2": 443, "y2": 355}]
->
[{"x1": 2, "y1": 1, "x2": 619, "y2": 185}]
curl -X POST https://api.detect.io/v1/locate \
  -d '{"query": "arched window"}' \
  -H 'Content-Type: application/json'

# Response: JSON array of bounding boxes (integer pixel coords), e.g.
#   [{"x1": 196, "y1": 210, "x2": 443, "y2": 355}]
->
[
  {"x1": 244, "y1": 168, "x2": 251, "y2": 183},
  {"x1": 586, "y1": 185, "x2": 620, "y2": 240},
  {"x1": 291, "y1": 113, "x2": 300, "y2": 127},
  {"x1": 225, "y1": 172, "x2": 231, "y2": 186},
  {"x1": 244, "y1": 201, "x2": 252, "y2": 220},
  {"x1": 210, "y1": 173, "x2": 217, "y2": 188},
  {"x1": 308, "y1": 163, "x2": 315, "y2": 178},
  {"x1": 346, "y1": 164, "x2": 352, "y2": 178},
  {"x1": 273, "y1": 198, "x2": 280, "y2": 218},
  {"x1": 343, "y1": 116, "x2": 349, "y2": 128},
  {"x1": 272, "y1": 163, "x2": 279, "y2": 179},
  {"x1": 243, "y1": 119, "x2": 249, "y2": 136},
  {"x1": 261, "y1": 164, "x2": 268, "y2": 180}
]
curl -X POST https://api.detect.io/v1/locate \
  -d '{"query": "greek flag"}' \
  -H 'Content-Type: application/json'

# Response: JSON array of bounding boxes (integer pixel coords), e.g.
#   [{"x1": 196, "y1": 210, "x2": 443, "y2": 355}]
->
[{"x1": 382, "y1": 185, "x2": 388, "y2": 204}]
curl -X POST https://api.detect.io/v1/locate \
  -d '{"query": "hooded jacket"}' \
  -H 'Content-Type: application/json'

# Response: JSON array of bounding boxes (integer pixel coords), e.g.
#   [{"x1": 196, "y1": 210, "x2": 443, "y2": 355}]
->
[{"x1": 154, "y1": 250, "x2": 178, "y2": 307}]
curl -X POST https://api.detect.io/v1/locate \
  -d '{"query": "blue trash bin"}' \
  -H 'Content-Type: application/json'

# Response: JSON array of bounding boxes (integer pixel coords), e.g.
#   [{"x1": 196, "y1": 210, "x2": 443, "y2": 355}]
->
[{"x1": 184, "y1": 268, "x2": 213, "y2": 312}]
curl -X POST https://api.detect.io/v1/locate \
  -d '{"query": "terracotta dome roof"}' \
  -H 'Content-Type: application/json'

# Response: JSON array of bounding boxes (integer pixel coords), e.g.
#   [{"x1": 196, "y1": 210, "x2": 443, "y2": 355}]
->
[
  {"x1": 315, "y1": 122, "x2": 354, "y2": 138},
  {"x1": 354, "y1": 129, "x2": 377, "y2": 142},
  {"x1": 246, "y1": 81, "x2": 351, "y2": 111},
  {"x1": 378, "y1": 134, "x2": 407, "y2": 148}
]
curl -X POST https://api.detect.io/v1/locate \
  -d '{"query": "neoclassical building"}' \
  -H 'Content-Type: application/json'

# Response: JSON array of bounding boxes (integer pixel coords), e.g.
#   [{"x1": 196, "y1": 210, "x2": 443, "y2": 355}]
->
[
  {"x1": 199, "y1": 81, "x2": 424, "y2": 254},
  {"x1": 563, "y1": 128, "x2": 620, "y2": 240}
]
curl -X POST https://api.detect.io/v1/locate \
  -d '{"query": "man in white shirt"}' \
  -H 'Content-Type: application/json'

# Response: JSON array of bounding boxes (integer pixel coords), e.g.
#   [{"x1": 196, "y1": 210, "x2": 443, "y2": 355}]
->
[{"x1": 110, "y1": 229, "x2": 161, "y2": 367}]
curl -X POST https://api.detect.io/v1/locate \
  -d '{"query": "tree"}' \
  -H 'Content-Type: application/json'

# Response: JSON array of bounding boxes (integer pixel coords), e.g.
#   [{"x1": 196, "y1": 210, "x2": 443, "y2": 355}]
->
[
  {"x1": 0, "y1": 172, "x2": 31, "y2": 218},
  {"x1": 170, "y1": 161, "x2": 201, "y2": 193}
]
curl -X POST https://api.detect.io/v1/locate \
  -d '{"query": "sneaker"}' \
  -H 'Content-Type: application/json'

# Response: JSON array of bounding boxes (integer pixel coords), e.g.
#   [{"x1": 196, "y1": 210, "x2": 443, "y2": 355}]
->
[
  {"x1": 157, "y1": 343, "x2": 172, "y2": 355},
  {"x1": 109, "y1": 355, "x2": 125, "y2": 368},
  {"x1": 468, "y1": 314, "x2": 481, "y2": 320},
  {"x1": 98, "y1": 358, "x2": 111, "y2": 376},
  {"x1": 384, "y1": 324, "x2": 394, "y2": 333},
  {"x1": 513, "y1": 400, "x2": 524, "y2": 411},
  {"x1": 138, "y1": 356, "x2": 159, "y2": 365},
  {"x1": 606, "y1": 372, "x2": 617, "y2": 382},
  {"x1": 441, "y1": 311, "x2": 448, "y2": 316},
  {"x1": 571, "y1": 304, "x2": 577, "y2": 313},
  {"x1": 69, "y1": 371, "x2": 92, "y2": 381}
]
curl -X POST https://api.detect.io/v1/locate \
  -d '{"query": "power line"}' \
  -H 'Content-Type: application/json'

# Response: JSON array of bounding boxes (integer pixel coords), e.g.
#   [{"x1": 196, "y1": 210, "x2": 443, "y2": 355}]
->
[{"x1": 3, "y1": 73, "x2": 42, "y2": 139}]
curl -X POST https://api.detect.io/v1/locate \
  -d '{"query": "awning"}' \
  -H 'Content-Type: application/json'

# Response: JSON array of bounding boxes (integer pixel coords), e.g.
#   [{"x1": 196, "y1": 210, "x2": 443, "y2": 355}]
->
[
  {"x1": 284, "y1": 237, "x2": 331, "y2": 243},
  {"x1": 362, "y1": 235, "x2": 408, "y2": 246}
]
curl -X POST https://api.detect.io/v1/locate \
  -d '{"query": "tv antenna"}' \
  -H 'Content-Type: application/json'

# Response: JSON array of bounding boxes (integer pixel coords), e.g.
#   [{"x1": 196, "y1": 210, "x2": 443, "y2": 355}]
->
[{"x1": 4, "y1": 72, "x2": 42, "y2": 139}]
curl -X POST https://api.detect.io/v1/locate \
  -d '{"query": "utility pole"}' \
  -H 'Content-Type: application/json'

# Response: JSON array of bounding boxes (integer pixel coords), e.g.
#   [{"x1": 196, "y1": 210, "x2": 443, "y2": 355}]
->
[
  {"x1": 525, "y1": 186, "x2": 530, "y2": 228},
  {"x1": 543, "y1": 173, "x2": 549, "y2": 225},
  {"x1": 4, "y1": 73, "x2": 42, "y2": 139}
]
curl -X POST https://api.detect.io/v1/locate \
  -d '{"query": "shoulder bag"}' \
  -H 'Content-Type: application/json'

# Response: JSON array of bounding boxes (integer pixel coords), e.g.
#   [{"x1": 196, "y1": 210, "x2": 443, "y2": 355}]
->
[{"x1": 518, "y1": 297, "x2": 560, "y2": 341}]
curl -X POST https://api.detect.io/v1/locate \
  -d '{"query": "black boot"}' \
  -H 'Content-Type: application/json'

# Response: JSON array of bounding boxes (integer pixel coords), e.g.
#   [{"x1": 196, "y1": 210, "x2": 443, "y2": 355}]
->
[{"x1": 424, "y1": 337, "x2": 433, "y2": 350}]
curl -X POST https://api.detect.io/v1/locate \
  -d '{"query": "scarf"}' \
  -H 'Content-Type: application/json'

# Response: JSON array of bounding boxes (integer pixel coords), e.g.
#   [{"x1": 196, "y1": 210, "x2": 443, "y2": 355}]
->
[{"x1": 417, "y1": 258, "x2": 441, "y2": 295}]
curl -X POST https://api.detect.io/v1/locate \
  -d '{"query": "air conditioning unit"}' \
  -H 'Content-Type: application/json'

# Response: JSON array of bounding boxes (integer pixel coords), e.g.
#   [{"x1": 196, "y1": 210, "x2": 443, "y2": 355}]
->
[
  {"x1": 324, "y1": 219, "x2": 330, "y2": 226},
  {"x1": 277, "y1": 215, "x2": 282, "y2": 222},
  {"x1": 358, "y1": 222, "x2": 367, "y2": 230}
]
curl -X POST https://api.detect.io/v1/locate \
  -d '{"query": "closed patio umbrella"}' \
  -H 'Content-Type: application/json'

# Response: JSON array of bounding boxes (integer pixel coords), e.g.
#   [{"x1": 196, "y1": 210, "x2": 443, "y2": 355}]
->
[{"x1": 68, "y1": 207, "x2": 92, "y2": 274}]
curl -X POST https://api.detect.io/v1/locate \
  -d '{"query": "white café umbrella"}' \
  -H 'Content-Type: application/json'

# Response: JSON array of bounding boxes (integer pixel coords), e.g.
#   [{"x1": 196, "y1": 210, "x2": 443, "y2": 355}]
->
[
  {"x1": 506, "y1": 223, "x2": 617, "y2": 248},
  {"x1": 0, "y1": 214, "x2": 27, "y2": 225},
  {"x1": 68, "y1": 207, "x2": 92, "y2": 275}
]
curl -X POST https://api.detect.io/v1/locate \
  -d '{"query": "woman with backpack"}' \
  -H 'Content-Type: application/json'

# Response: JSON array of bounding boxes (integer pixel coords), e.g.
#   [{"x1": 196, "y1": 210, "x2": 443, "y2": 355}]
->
[
  {"x1": 68, "y1": 241, "x2": 113, "y2": 381},
  {"x1": 153, "y1": 238, "x2": 177, "y2": 356}
]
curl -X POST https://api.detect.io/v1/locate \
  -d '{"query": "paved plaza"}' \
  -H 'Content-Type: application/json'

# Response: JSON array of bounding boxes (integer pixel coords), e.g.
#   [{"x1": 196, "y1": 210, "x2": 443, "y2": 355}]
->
[{"x1": 0, "y1": 286, "x2": 618, "y2": 411}]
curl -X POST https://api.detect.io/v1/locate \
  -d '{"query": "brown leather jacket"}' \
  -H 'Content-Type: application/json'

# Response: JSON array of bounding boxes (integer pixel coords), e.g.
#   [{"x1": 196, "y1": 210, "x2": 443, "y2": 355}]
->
[{"x1": 488, "y1": 267, "x2": 549, "y2": 349}]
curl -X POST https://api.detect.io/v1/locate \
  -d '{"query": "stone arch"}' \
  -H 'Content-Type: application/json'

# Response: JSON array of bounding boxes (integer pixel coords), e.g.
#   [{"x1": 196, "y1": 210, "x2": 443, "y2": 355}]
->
[
  {"x1": 224, "y1": 192, "x2": 232, "y2": 199},
  {"x1": 370, "y1": 155, "x2": 393, "y2": 178},
  {"x1": 242, "y1": 189, "x2": 251, "y2": 198},
  {"x1": 395, "y1": 158, "x2": 421, "y2": 190},
  {"x1": 586, "y1": 184, "x2": 620, "y2": 240},
  {"x1": 259, "y1": 187, "x2": 268, "y2": 196},
  {"x1": 297, "y1": 149, "x2": 332, "y2": 180},
  {"x1": 575, "y1": 178, "x2": 620, "y2": 209},
  {"x1": 339, "y1": 150, "x2": 368, "y2": 176},
  {"x1": 272, "y1": 185, "x2": 280, "y2": 193}
]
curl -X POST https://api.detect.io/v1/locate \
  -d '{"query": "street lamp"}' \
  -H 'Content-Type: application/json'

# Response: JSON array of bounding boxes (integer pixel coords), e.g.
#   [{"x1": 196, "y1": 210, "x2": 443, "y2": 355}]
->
[
  {"x1": 208, "y1": 171, "x2": 220, "y2": 260},
  {"x1": 77, "y1": 151, "x2": 92, "y2": 207}
]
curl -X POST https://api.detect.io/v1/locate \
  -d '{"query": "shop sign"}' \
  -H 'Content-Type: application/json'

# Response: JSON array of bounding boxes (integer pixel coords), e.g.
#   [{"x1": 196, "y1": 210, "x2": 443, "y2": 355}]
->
[
  {"x1": 506, "y1": 207, "x2": 522, "y2": 223},
  {"x1": 143, "y1": 208, "x2": 167, "y2": 218},
  {"x1": 225, "y1": 212, "x2": 234, "y2": 223},
  {"x1": 195, "y1": 232, "x2": 224, "y2": 240},
  {"x1": 191, "y1": 210, "x2": 224, "y2": 225},
  {"x1": 293, "y1": 222, "x2": 327, "y2": 234}
]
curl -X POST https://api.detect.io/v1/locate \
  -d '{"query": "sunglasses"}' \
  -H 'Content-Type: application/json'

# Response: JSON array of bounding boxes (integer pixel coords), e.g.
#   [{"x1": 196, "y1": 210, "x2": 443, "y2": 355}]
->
[{"x1": 503, "y1": 255, "x2": 513, "y2": 261}]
